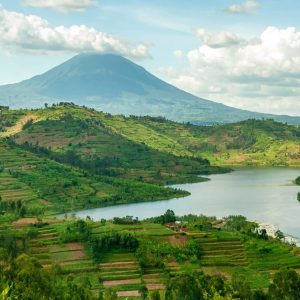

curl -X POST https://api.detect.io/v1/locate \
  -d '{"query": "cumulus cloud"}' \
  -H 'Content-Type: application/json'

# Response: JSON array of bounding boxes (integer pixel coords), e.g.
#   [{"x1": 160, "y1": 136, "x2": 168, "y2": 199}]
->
[
  {"x1": 0, "y1": 7, "x2": 150, "y2": 59},
  {"x1": 160, "y1": 26, "x2": 300, "y2": 116},
  {"x1": 196, "y1": 28, "x2": 243, "y2": 48},
  {"x1": 225, "y1": 0, "x2": 259, "y2": 14},
  {"x1": 22, "y1": 0, "x2": 96, "y2": 12}
]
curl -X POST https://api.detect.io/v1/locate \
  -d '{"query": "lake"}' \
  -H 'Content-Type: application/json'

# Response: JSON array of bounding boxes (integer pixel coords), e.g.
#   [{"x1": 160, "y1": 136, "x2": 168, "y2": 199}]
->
[{"x1": 73, "y1": 167, "x2": 300, "y2": 241}]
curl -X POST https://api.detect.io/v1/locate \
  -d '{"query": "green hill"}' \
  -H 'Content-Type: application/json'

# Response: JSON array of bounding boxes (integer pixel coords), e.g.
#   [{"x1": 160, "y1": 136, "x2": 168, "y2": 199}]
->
[
  {"x1": 0, "y1": 104, "x2": 227, "y2": 219},
  {"x1": 0, "y1": 140, "x2": 190, "y2": 218},
  {"x1": 1, "y1": 103, "x2": 299, "y2": 219},
  {"x1": 8, "y1": 104, "x2": 299, "y2": 167},
  {"x1": 1, "y1": 104, "x2": 300, "y2": 298}
]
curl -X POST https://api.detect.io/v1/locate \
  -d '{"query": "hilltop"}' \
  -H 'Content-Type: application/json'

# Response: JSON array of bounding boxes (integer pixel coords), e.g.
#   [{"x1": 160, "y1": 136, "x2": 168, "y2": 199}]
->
[
  {"x1": 5, "y1": 104, "x2": 298, "y2": 167},
  {"x1": 0, "y1": 53, "x2": 300, "y2": 125}
]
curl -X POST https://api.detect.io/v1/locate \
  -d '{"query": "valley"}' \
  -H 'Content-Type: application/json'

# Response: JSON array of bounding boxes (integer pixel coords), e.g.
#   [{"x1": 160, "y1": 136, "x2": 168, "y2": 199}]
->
[
  {"x1": 0, "y1": 103, "x2": 299, "y2": 220},
  {"x1": 0, "y1": 103, "x2": 300, "y2": 299}
]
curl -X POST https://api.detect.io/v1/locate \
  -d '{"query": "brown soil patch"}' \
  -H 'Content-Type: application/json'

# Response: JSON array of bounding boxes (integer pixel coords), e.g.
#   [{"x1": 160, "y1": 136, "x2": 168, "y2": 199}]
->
[
  {"x1": 201, "y1": 267, "x2": 231, "y2": 280},
  {"x1": 174, "y1": 165, "x2": 185, "y2": 171},
  {"x1": 143, "y1": 278, "x2": 161, "y2": 283},
  {"x1": 0, "y1": 114, "x2": 39, "y2": 138},
  {"x1": 143, "y1": 274, "x2": 160, "y2": 278},
  {"x1": 103, "y1": 279, "x2": 140, "y2": 287},
  {"x1": 59, "y1": 259, "x2": 89, "y2": 266},
  {"x1": 167, "y1": 261, "x2": 179, "y2": 267},
  {"x1": 117, "y1": 290, "x2": 140, "y2": 297},
  {"x1": 67, "y1": 243, "x2": 84, "y2": 251},
  {"x1": 42, "y1": 264, "x2": 52, "y2": 269},
  {"x1": 100, "y1": 261, "x2": 137, "y2": 267},
  {"x1": 13, "y1": 218, "x2": 38, "y2": 227},
  {"x1": 39, "y1": 199, "x2": 52, "y2": 206},
  {"x1": 168, "y1": 235, "x2": 187, "y2": 246},
  {"x1": 146, "y1": 284, "x2": 165, "y2": 290},
  {"x1": 49, "y1": 245, "x2": 66, "y2": 252},
  {"x1": 74, "y1": 250, "x2": 86, "y2": 259}
]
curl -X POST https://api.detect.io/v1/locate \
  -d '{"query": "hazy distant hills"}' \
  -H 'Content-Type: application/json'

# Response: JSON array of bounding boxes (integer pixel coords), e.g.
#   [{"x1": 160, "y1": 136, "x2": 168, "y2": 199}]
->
[{"x1": 1, "y1": 53, "x2": 300, "y2": 125}]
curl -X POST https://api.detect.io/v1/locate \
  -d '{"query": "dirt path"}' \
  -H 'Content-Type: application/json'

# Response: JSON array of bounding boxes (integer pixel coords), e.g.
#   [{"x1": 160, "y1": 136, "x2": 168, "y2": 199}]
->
[{"x1": 0, "y1": 114, "x2": 39, "y2": 138}]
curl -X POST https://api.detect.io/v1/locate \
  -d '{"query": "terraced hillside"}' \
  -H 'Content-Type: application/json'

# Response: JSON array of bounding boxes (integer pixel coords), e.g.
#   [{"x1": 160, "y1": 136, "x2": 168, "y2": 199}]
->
[
  {"x1": 4, "y1": 104, "x2": 299, "y2": 168},
  {"x1": 1, "y1": 105, "x2": 226, "y2": 185},
  {"x1": 4, "y1": 215, "x2": 300, "y2": 299},
  {"x1": 97, "y1": 114, "x2": 300, "y2": 167},
  {"x1": 0, "y1": 140, "x2": 187, "y2": 218}
]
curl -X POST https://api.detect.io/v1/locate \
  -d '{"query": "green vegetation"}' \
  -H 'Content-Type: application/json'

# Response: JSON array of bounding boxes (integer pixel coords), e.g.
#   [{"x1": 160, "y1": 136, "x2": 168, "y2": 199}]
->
[
  {"x1": 109, "y1": 116, "x2": 300, "y2": 167},
  {"x1": 2, "y1": 104, "x2": 298, "y2": 169},
  {"x1": 1, "y1": 212, "x2": 300, "y2": 299},
  {"x1": 0, "y1": 103, "x2": 231, "y2": 219},
  {"x1": 0, "y1": 139, "x2": 187, "y2": 218},
  {"x1": 1, "y1": 104, "x2": 300, "y2": 298},
  {"x1": 296, "y1": 177, "x2": 300, "y2": 201}
]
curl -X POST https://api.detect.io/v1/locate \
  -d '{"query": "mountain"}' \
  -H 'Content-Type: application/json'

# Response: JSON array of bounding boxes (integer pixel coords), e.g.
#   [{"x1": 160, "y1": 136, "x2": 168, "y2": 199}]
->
[{"x1": 1, "y1": 53, "x2": 300, "y2": 124}]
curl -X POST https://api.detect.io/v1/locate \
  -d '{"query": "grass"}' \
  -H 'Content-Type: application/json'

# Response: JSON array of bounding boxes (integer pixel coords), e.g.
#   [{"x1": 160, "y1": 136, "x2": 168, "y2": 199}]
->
[{"x1": 91, "y1": 222, "x2": 174, "y2": 237}]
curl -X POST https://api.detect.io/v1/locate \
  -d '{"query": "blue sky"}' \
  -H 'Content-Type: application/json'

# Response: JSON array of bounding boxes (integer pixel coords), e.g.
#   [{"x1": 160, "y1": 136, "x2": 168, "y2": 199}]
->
[{"x1": 1, "y1": 0, "x2": 300, "y2": 115}]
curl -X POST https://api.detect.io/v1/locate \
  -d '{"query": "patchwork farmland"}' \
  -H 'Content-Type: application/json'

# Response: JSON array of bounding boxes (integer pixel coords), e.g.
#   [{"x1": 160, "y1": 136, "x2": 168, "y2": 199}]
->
[{"x1": 1, "y1": 216, "x2": 299, "y2": 299}]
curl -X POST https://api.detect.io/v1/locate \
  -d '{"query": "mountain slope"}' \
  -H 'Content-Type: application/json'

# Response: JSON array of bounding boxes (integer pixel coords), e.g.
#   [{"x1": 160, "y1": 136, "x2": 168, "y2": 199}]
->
[
  {"x1": 0, "y1": 53, "x2": 300, "y2": 124},
  {"x1": 0, "y1": 139, "x2": 188, "y2": 216},
  {"x1": 3, "y1": 104, "x2": 300, "y2": 169},
  {"x1": 1, "y1": 105, "x2": 226, "y2": 186}
]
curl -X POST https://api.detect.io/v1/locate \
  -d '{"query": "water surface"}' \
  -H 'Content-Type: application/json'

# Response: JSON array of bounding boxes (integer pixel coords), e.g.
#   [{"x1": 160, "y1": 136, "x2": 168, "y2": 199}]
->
[{"x1": 74, "y1": 167, "x2": 300, "y2": 240}]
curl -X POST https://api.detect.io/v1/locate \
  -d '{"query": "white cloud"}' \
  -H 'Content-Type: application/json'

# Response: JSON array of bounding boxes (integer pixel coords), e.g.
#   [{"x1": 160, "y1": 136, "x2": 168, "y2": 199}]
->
[
  {"x1": 160, "y1": 27, "x2": 300, "y2": 116},
  {"x1": 173, "y1": 50, "x2": 183, "y2": 59},
  {"x1": 0, "y1": 7, "x2": 150, "y2": 59},
  {"x1": 196, "y1": 28, "x2": 243, "y2": 48},
  {"x1": 22, "y1": 0, "x2": 96, "y2": 12},
  {"x1": 226, "y1": 0, "x2": 259, "y2": 14}
]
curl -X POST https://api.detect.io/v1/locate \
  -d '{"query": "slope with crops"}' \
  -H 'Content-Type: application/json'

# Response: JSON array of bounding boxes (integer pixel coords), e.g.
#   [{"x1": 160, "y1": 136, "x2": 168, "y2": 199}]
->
[{"x1": 2, "y1": 213, "x2": 300, "y2": 299}]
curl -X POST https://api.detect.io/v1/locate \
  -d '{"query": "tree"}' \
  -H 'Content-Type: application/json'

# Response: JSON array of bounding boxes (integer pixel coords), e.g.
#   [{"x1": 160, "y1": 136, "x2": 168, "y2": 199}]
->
[
  {"x1": 268, "y1": 269, "x2": 300, "y2": 300},
  {"x1": 163, "y1": 209, "x2": 176, "y2": 223},
  {"x1": 150, "y1": 291, "x2": 161, "y2": 300},
  {"x1": 165, "y1": 273, "x2": 203, "y2": 300},
  {"x1": 103, "y1": 289, "x2": 117, "y2": 300},
  {"x1": 8, "y1": 254, "x2": 53, "y2": 299},
  {"x1": 139, "y1": 284, "x2": 148, "y2": 300},
  {"x1": 275, "y1": 230, "x2": 285, "y2": 240},
  {"x1": 231, "y1": 274, "x2": 252, "y2": 300}
]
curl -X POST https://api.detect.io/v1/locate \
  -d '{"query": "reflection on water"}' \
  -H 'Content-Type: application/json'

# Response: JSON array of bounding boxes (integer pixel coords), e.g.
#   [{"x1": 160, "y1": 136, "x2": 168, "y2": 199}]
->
[{"x1": 73, "y1": 167, "x2": 300, "y2": 242}]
